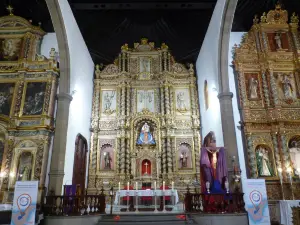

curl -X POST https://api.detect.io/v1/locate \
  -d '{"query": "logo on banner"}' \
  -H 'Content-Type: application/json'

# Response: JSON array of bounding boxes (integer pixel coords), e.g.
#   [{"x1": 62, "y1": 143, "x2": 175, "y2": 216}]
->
[
  {"x1": 249, "y1": 190, "x2": 263, "y2": 214},
  {"x1": 17, "y1": 194, "x2": 31, "y2": 220}
]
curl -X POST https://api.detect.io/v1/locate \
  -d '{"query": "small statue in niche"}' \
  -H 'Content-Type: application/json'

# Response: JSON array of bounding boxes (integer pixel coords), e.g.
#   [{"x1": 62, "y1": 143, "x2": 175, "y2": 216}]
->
[
  {"x1": 2, "y1": 39, "x2": 14, "y2": 59},
  {"x1": 289, "y1": 141, "x2": 300, "y2": 176},
  {"x1": 137, "y1": 122, "x2": 155, "y2": 145},
  {"x1": 21, "y1": 166, "x2": 30, "y2": 181},
  {"x1": 104, "y1": 152, "x2": 112, "y2": 169},
  {"x1": 256, "y1": 147, "x2": 274, "y2": 177},
  {"x1": 281, "y1": 74, "x2": 294, "y2": 99},
  {"x1": 177, "y1": 92, "x2": 187, "y2": 111},
  {"x1": 274, "y1": 32, "x2": 282, "y2": 50},
  {"x1": 249, "y1": 77, "x2": 258, "y2": 99},
  {"x1": 180, "y1": 152, "x2": 188, "y2": 168}
]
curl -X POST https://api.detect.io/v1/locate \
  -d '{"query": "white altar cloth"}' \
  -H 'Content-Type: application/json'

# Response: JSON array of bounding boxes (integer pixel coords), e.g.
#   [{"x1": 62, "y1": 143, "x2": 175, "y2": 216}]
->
[
  {"x1": 280, "y1": 200, "x2": 300, "y2": 225},
  {"x1": 114, "y1": 190, "x2": 179, "y2": 205}
]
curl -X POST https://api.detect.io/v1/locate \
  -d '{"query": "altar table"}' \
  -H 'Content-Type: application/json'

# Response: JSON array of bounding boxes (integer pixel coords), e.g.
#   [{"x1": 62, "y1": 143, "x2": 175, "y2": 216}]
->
[
  {"x1": 280, "y1": 200, "x2": 300, "y2": 225},
  {"x1": 114, "y1": 190, "x2": 179, "y2": 205}
]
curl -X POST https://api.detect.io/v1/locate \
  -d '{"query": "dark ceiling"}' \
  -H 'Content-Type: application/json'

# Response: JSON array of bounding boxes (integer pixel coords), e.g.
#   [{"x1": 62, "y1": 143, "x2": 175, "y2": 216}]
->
[{"x1": 0, "y1": 0, "x2": 299, "y2": 65}]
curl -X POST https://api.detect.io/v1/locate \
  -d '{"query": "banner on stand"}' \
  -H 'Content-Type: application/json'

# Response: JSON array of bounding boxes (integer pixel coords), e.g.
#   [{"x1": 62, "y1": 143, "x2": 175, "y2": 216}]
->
[
  {"x1": 244, "y1": 179, "x2": 270, "y2": 225},
  {"x1": 11, "y1": 181, "x2": 38, "y2": 225}
]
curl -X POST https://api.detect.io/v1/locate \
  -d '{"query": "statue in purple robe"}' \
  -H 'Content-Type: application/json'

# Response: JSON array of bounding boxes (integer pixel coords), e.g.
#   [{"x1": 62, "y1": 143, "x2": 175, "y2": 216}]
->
[{"x1": 200, "y1": 131, "x2": 228, "y2": 193}]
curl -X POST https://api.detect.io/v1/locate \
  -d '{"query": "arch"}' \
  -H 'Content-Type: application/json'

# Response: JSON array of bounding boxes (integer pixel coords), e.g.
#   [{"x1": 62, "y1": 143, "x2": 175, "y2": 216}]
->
[{"x1": 45, "y1": 0, "x2": 70, "y2": 93}]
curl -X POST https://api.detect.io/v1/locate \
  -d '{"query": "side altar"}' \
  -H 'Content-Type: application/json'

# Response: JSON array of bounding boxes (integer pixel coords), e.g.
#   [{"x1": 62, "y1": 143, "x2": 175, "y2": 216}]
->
[{"x1": 88, "y1": 38, "x2": 201, "y2": 198}]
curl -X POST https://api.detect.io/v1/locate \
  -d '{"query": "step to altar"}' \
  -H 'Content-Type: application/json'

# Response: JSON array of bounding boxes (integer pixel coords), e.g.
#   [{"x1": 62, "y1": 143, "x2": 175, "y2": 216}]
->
[{"x1": 98, "y1": 214, "x2": 192, "y2": 224}]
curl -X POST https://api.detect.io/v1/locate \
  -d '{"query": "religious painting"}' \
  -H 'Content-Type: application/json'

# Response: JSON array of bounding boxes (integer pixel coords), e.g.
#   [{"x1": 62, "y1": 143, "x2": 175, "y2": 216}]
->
[
  {"x1": 0, "y1": 38, "x2": 22, "y2": 61},
  {"x1": 101, "y1": 90, "x2": 116, "y2": 115},
  {"x1": 137, "y1": 90, "x2": 155, "y2": 112},
  {"x1": 288, "y1": 136, "x2": 300, "y2": 178},
  {"x1": 0, "y1": 83, "x2": 15, "y2": 116},
  {"x1": 16, "y1": 152, "x2": 33, "y2": 181},
  {"x1": 175, "y1": 88, "x2": 190, "y2": 113},
  {"x1": 0, "y1": 141, "x2": 4, "y2": 172},
  {"x1": 177, "y1": 143, "x2": 192, "y2": 169},
  {"x1": 100, "y1": 144, "x2": 114, "y2": 170},
  {"x1": 255, "y1": 145, "x2": 275, "y2": 177},
  {"x1": 139, "y1": 57, "x2": 151, "y2": 80},
  {"x1": 245, "y1": 73, "x2": 260, "y2": 100},
  {"x1": 22, "y1": 82, "x2": 46, "y2": 116},
  {"x1": 267, "y1": 32, "x2": 289, "y2": 52},
  {"x1": 137, "y1": 122, "x2": 155, "y2": 145}
]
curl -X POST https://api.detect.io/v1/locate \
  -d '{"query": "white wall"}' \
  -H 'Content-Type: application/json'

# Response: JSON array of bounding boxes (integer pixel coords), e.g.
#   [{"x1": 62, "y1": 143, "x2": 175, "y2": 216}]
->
[
  {"x1": 58, "y1": 0, "x2": 94, "y2": 188},
  {"x1": 228, "y1": 32, "x2": 247, "y2": 182},
  {"x1": 196, "y1": 0, "x2": 226, "y2": 145},
  {"x1": 41, "y1": 33, "x2": 59, "y2": 59}
]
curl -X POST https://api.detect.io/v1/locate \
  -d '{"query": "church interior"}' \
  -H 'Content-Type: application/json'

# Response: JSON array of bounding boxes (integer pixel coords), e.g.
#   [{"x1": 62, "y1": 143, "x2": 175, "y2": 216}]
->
[{"x1": 0, "y1": 0, "x2": 300, "y2": 225}]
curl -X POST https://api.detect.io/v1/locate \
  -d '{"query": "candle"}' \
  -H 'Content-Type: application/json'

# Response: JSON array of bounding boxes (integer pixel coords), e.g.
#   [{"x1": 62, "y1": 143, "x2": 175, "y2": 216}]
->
[
  {"x1": 154, "y1": 181, "x2": 156, "y2": 190},
  {"x1": 127, "y1": 181, "x2": 129, "y2": 191},
  {"x1": 172, "y1": 181, "x2": 174, "y2": 191},
  {"x1": 163, "y1": 181, "x2": 165, "y2": 191},
  {"x1": 118, "y1": 182, "x2": 120, "y2": 192},
  {"x1": 136, "y1": 182, "x2": 138, "y2": 191}
]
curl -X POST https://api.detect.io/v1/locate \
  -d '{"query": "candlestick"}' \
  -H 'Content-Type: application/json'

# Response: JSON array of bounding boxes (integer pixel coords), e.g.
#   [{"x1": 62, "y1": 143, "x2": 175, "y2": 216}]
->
[
  {"x1": 154, "y1": 181, "x2": 156, "y2": 190},
  {"x1": 172, "y1": 181, "x2": 174, "y2": 191},
  {"x1": 118, "y1": 182, "x2": 120, "y2": 192},
  {"x1": 163, "y1": 181, "x2": 165, "y2": 191},
  {"x1": 127, "y1": 181, "x2": 129, "y2": 191},
  {"x1": 136, "y1": 182, "x2": 138, "y2": 191}
]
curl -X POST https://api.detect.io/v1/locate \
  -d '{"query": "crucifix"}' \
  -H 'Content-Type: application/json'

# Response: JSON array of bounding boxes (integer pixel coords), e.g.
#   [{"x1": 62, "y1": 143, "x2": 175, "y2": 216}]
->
[
  {"x1": 6, "y1": 5, "x2": 14, "y2": 16},
  {"x1": 144, "y1": 162, "x2": 149, "y2": 174}
]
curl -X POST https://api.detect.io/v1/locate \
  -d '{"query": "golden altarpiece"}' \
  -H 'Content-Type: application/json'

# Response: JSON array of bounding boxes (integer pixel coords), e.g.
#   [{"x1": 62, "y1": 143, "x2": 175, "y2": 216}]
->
[
  {"x1": 0, "y1": 10, "x2": 58, "y2": 203},
  {"x1": 233, "y1": 3, "x2": 300, "y2": 205},
  {"x1": 88, "y1": 38, "x2": 201, "y2": 197}
]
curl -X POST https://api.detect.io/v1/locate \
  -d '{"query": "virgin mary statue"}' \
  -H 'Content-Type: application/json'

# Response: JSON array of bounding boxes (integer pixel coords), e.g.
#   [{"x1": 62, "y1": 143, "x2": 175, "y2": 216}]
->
[
  {"x1": 200, "y1": 131, "x2": 228, "y2": 193},
  {"x1": 137, "y1": 122, "x2": 155, "y2": 145}
]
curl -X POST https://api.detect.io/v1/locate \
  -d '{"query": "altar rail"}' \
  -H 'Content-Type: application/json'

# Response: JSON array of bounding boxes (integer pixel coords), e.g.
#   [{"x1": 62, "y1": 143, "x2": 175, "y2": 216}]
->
[
  {"x1": 185, "y1": 191, "x2": 246, "y2": 213},
  {"x1": 43, "y1": 193, "x2": 106, "y2": 216}
]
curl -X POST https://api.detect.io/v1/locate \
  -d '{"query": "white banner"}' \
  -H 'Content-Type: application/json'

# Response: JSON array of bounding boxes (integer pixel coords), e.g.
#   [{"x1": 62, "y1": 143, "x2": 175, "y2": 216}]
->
[
  {"x1": 11, "y1": 181, "x2": 38, "y2": 225},
  {"x1": 244, "y1": 179, "x2": 270, "y2": 225}
]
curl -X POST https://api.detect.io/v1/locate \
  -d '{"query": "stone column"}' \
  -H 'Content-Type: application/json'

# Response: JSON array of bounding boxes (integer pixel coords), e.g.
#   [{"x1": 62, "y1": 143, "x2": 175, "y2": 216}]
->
[
  {"x1": 218, "y1": 92, "x2": 239, "y2": 166},
  {"x1": 126, "y1": 85, "x2": 131, "y2": 116},
  {"x1": 246, "y1": 135, "x2": 257, "y2": 178},
  {"x1": 48, "y1": 92, "x2": 72, "y2": 194}
]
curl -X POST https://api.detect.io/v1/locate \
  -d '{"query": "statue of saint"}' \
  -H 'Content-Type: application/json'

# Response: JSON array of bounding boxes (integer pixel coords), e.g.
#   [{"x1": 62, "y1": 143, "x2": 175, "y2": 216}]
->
[
  {"x1": 104, "y1": 152, "x2": 112, "y2": 169},
  {"x1": 180, "y1": 152, "x2": 188, "y2": 168},
  {"x1": 200, "y1": 131, "x2": 228, "y2": 193},
  {"x1": 281, "y1": 74, "x2": 293, "y2": 99},
  {"x1": 104, "y1": 91, "x2": 115, "y2": 111},
  {"x1": 2, "y1": 39, "x2": 14, "y2": 59},
  {"x1": 249, "y1": 77, "x2": 258, "y2": 99},
  {"x1": 256, "y1": 147, "x2": 274, "y2": 177},
  {"x1": 137, "y1": 122, "x2": 155, "y2": 145},
  {"x1": 177, "y1": 92, "x2": 187, "y2": 111},
  {"x1": 289, "y1": 141, "x2": 300, "y2": 174},
  {"x1": 21, "y1": 166, "x2": 30, "y2": 181},
  {"x1": 274, "y1": 33, "x2": 282, "y2": 49}
]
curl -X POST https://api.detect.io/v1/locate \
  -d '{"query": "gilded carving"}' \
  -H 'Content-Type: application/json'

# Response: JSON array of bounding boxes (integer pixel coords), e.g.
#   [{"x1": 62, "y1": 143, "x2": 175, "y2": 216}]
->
[{"x1": 88, "y1": 39, "x2": 200, "y2": 193}]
